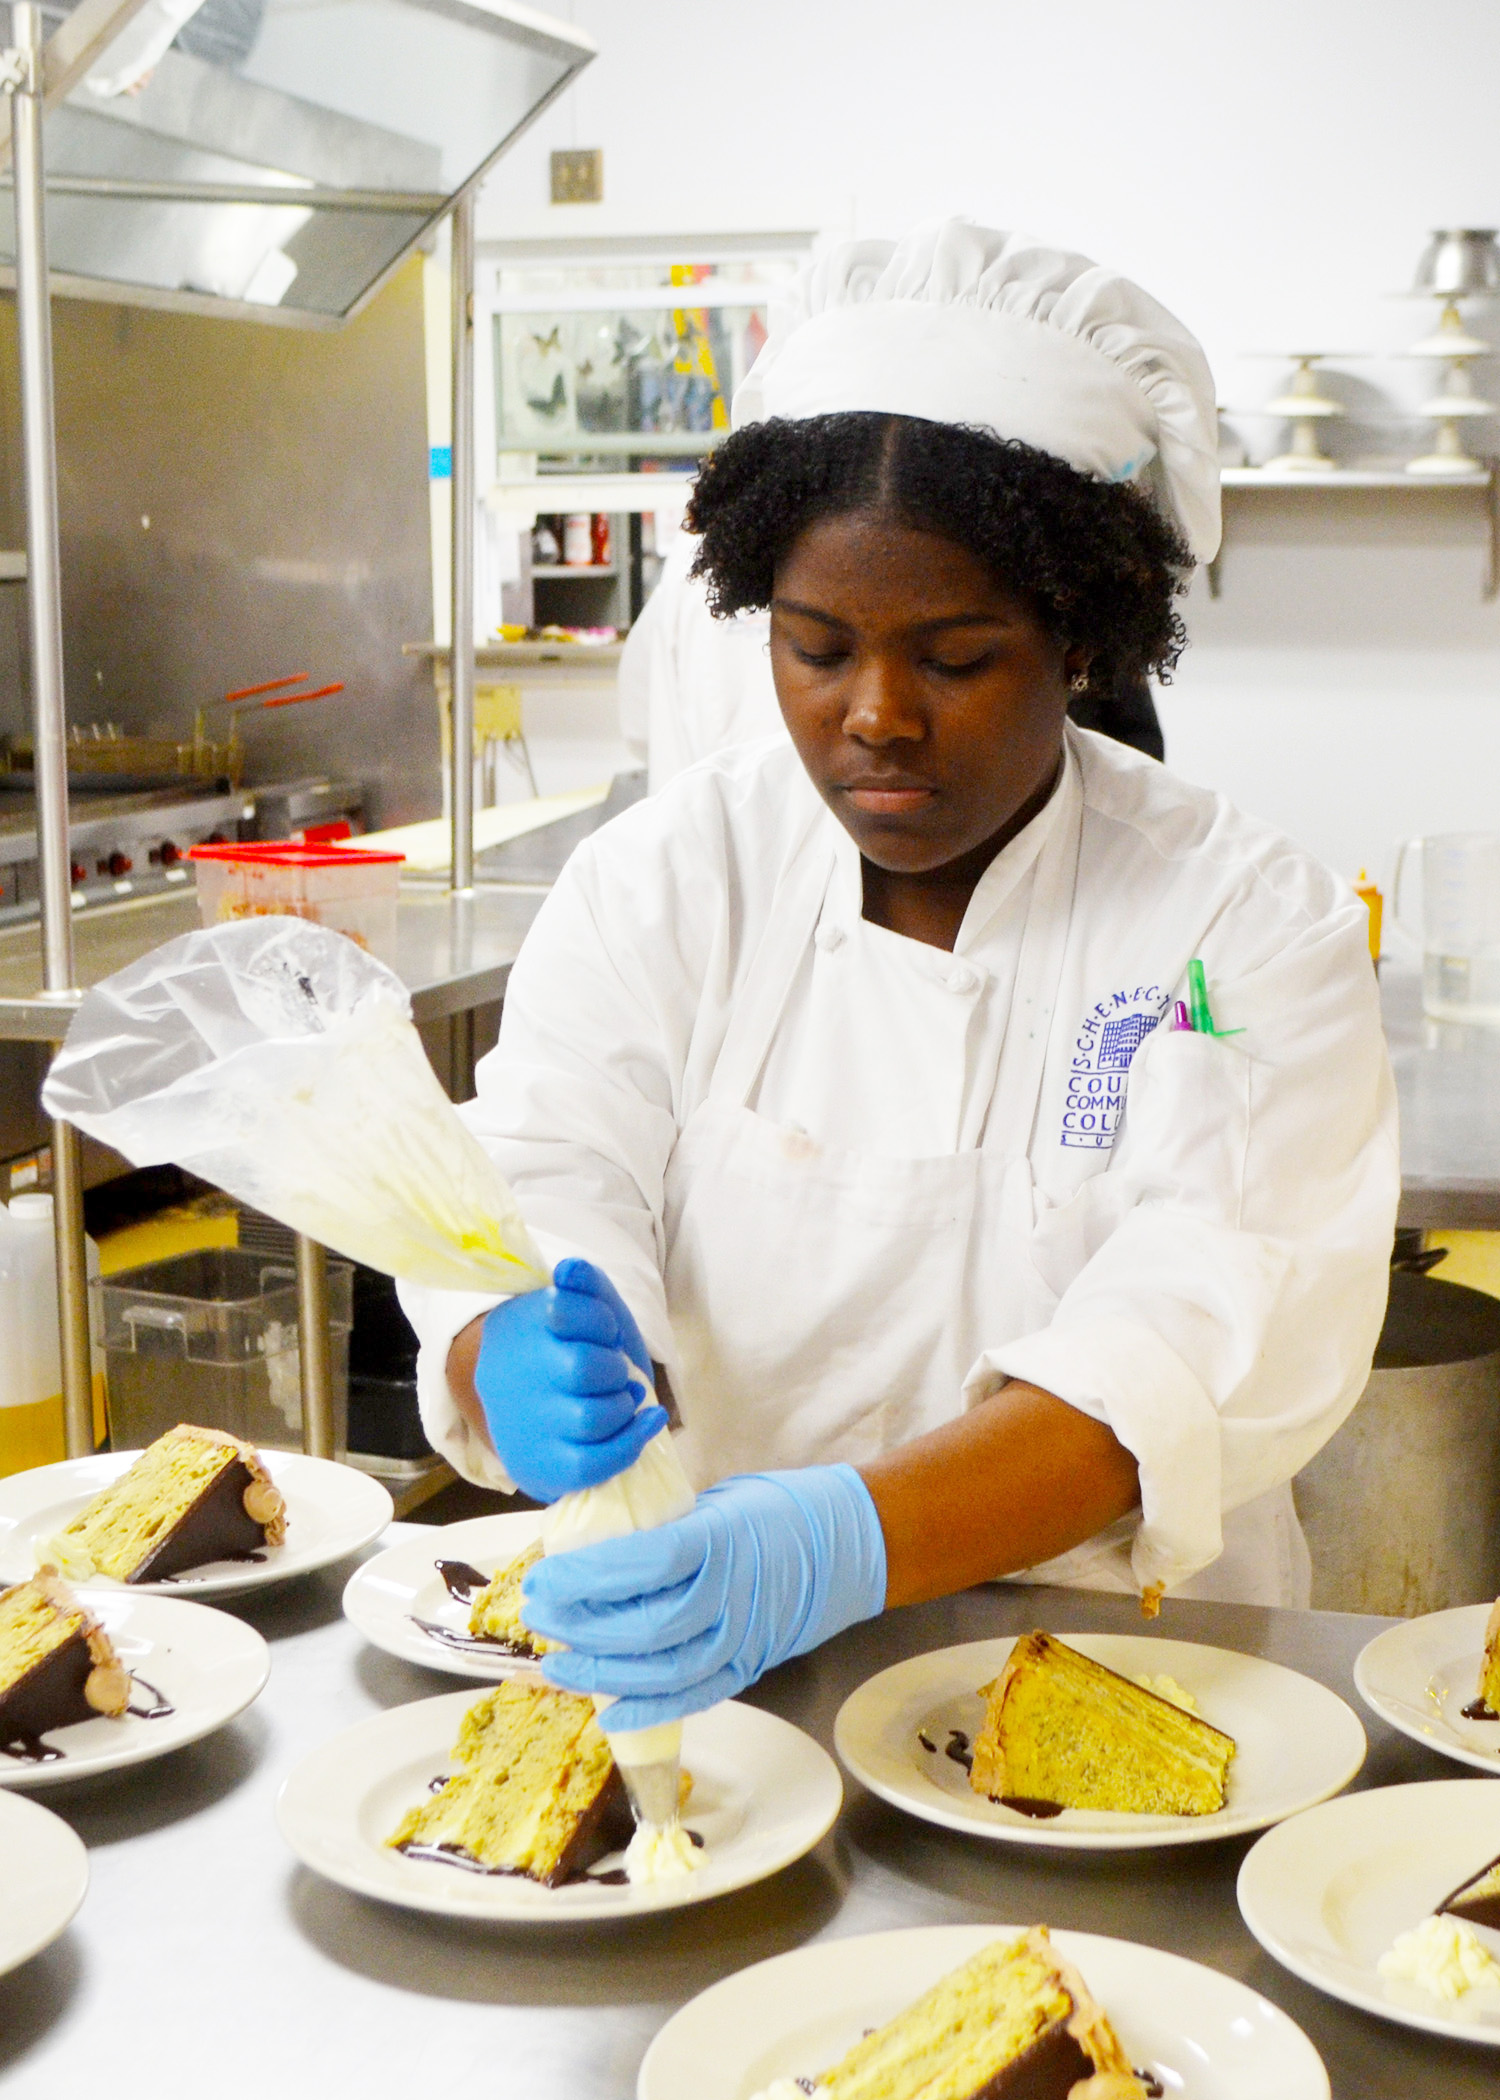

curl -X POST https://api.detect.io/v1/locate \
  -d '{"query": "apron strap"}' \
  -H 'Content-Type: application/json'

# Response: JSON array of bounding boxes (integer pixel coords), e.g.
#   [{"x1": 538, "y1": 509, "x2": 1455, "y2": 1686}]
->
[
  {"x1": 980, "y1": 739, "x2": 1085, "y2": 1152},
  {"x1": 710, "y1": 798, "x2": 836, "y2": 1109}
]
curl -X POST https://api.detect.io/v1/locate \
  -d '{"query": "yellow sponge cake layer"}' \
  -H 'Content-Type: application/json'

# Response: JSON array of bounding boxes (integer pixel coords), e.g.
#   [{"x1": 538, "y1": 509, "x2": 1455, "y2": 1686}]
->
[
  {"x1": 467, "y1": 1541, "x2": 559, "y2": 1656},
  {"x1": 971, "y1": 1632, "x2": 1235, "y2": 1817},
  {"x1": 807, "y1": 1928, "x2": 1144, "y2": 2100},
  {"x1": 43, "y1": 1425, "x2": 286, "y2": 1584},
  {"x1": 387, "y1": 1680, "x2": 630, "y2": 1886}
]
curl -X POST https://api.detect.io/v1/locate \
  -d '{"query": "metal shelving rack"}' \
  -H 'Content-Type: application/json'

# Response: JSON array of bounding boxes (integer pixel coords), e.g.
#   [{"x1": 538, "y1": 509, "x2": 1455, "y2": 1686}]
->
[
  {"x1": 1210, "y1": 463, "x2": 1499, "y2": 597},
  {"x1": 0, "y1": 0, "x2": 594, "y2": 1463}
]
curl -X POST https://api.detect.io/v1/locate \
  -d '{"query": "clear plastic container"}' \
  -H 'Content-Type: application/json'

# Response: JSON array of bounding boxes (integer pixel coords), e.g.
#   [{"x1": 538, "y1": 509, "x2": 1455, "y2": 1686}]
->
[
  {"x1": 188, "y1": 842, "x2": 404, "y2": 960},
  {"x1": 100, "y1": 1247, "x2": 353, "y2": 1457}
]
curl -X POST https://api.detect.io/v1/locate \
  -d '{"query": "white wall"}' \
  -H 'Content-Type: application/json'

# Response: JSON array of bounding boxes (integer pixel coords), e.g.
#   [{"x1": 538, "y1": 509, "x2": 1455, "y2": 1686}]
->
[{"x1": 480, "y1": 0, "x2": 1500, "y2": 890}]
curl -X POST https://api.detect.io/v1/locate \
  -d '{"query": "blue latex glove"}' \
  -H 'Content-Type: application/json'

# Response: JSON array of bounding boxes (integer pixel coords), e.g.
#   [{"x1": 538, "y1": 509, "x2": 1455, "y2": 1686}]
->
[
  {"x1": 521, "y1": 1465, "x2": 888, "y2": 1730},
  {"x1": 474, "y1": 1257, "x2": 668, "y2": 1502}
]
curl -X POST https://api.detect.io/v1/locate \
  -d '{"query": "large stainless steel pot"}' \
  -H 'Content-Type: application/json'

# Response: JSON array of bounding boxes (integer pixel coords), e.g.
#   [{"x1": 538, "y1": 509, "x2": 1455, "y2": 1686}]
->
[{"x1": 1296, "y1": 1269, "x2": 1500, "y2": 1615}]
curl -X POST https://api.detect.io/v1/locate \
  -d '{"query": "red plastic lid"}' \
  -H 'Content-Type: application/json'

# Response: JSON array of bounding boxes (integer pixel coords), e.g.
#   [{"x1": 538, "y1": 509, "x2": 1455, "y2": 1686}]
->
[{"x1": 187, "y1": 841, "x2": 405, "y2": 868}]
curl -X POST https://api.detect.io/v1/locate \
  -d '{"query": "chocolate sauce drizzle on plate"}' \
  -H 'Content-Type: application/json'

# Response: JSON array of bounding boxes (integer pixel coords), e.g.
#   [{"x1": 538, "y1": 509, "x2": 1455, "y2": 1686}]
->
[
  {"x1": 409, "y1": 1616, "x2": 536, "y2": 1659},
  {"x1": 398, "y1": 1825, "x2": 705, "y2": 1887},
  {"x1": 126, "y1": 1675, "x2": 174, "y2": 1721},
  {"x1": 1135, "y1": 2073, "x2": 1165, "y2": 2097},
  {"x1": 917, "y1": 1731, "x2": 936, "y2": 1754},
  {"x1": 435, "y1": 1560, "x2": 490, "y2": 1606},
  {"x1": 1461, "y1": 1699, "x2": 1499, "y2": 1722},
  {"x1": 944, "y1": 1729, "x2": 973, "y2": 1774},
  {"x1": 416, "y1": 1561, "x2": 540, "y2": 1659},
  {"x1": 1, "y1": 1733, "x2": 63, "y2": 1764},
  {"x1": 394, "y1": 1840, "x2": 516, "y2": 1877},
  {"x1": 999, "y1": 1796, "x2": 1065, "y2": 1821}
]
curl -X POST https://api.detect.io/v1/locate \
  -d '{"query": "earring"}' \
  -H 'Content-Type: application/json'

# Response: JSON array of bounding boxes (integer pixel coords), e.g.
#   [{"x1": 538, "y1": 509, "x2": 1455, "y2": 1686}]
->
[{"x1": 1069, "y1": 671, "x2": 1089, "y2": 695}]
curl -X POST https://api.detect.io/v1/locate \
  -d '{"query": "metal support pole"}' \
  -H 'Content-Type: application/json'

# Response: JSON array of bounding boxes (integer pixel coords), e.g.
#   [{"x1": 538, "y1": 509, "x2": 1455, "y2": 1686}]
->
[
  {"x1": 50, "y1": 1119, "x2": 92, "y2": 1455},
  {"x1": 7, "y1": 3, "x2": 91, "y2": 1459},
  {"x1": 449, "y1": 1006, "x2": 476, "y2": 1103},
  {"x1": 11, "y1": 7, "x2": 68, "y2": 995},
  {"x1": 449, "y1": 189, "x2": 476, "y2": 894},
  {"x1": 295, "y1": 1234, "x2": 336, "y2": 1461}
]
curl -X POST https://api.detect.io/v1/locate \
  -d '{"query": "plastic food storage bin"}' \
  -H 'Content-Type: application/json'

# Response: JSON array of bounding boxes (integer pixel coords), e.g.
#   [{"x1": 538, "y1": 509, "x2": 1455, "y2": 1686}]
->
[
  {"x1": 188, "y1": 841, "x2": 404, "y2": 959},
  {"x1": 100, "y1": 1248, "x2": 353, "y2": 1457}
]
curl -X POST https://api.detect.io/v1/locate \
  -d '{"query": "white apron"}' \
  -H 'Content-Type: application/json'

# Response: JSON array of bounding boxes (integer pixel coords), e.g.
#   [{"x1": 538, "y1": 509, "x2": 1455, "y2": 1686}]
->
[
  {"x1": 660, "y1": 750, "x2": 1308, "y2": 1606},
  {"x1": 663, "y1": 757, "x2": 1081, "y2": 1481}
]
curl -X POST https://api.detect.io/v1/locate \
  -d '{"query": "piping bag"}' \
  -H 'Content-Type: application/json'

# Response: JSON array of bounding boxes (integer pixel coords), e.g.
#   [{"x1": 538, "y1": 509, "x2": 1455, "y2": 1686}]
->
[{"x1": 41, "y1": 919, "x2": 697, "y2": 1877}]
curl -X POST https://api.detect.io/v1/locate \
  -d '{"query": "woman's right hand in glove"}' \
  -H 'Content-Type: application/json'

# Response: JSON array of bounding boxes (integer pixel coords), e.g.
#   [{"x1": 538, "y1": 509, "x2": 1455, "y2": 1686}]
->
[{"x1": 473, "y1": 1258, "x2": 667, "y2": 1501}]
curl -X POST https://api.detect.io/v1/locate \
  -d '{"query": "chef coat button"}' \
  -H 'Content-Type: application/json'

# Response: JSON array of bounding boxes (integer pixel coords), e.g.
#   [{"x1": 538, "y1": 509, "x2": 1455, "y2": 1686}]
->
[
  {"x1": 816, "y1": 923, "x2": 846, "y2": 952},
  {"x1": 948, "y1": 964, "x2": 978, "y2": 995}
]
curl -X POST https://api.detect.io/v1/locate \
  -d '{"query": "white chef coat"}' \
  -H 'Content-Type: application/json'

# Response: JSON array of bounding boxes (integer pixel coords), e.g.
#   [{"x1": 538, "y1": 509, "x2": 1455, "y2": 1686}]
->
[
  {"x1": 399, "y1": 725, "x2": 1399, "y2": 1607},
  {"x1": 617, "y1": 531, "x2": 781, "y2": 789}
]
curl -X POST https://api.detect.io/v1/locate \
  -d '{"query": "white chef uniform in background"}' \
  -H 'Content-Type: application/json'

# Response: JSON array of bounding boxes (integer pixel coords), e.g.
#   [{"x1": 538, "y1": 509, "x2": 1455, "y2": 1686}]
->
[
  {"x1": 616, "y1": 528, "x2": 779, "y2": 789},
  {"x1": 401, "y1": 222, "x2": 1400, "y2": 1608}
]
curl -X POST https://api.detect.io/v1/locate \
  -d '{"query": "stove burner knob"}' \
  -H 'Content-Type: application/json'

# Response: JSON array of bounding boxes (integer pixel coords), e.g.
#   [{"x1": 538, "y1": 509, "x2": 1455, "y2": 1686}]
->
[
  {"x1": 106, "y1": 851, "x2": 132, "y2": 877},
  {"x1": 70, "y1": 860, "x2": 86, "y2": 885},
  {"x1": 158, "y1": 838, "x2": 179, "y2": 866},
  {"x1": 203, "y1": 831, "x2": 227, "y2": 845}
]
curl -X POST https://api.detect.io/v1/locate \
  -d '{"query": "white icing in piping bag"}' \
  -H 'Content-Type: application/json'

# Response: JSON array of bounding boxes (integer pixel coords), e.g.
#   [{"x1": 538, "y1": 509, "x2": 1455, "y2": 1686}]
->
[{"x1": 539, "y1": 1360, "x2": 698, "y2": 1883}]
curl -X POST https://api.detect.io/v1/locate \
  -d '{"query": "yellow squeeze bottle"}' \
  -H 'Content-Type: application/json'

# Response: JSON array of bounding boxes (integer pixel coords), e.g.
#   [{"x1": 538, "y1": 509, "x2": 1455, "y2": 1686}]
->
[
  {"x1": 0, "y1": 1195, "x2": 106, "y2": 1478},
  {"x1": 1354, "y1": 870, "x2": 1383, "y2": 967}
]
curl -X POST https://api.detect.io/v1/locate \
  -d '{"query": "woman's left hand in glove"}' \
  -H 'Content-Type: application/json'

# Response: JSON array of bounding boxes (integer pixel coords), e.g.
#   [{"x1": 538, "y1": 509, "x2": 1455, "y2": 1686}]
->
[{"x1": 520, "y1": 1464, "x2": 888, "y2": 1731}]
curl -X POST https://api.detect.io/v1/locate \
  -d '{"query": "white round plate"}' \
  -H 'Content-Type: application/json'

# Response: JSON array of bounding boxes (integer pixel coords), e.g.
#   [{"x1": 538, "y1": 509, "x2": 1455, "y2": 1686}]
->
[
  {"x1": 637, "y1": 1923, "x2": 1329, "y2": 2100},
  {"x1": 0, "y1": 1590, "x2": 269, "y2": 1790},
  {"x1": 1238, "y1": 1779, "x2": 1500, "y2": 2043},
  {"x1": 342, "y1": 1510, "x2": 546, "y2": 1680},
  {"x1": 833, "y1": 1634, "x2": 1366, "y2": 1850},
  {"x1": 0, "y1": 1791, "x2": 88, "y2": 1975},
  {"x1": 1354, "y1": 1605, "x2": 1500, "y2": 1776},
  {"x1": 0, "y1": 1449, "x2": 392, "y2": 1598},
  {"x1": 276, "y1": 1692, "x2": 841, "y2": 1921}
]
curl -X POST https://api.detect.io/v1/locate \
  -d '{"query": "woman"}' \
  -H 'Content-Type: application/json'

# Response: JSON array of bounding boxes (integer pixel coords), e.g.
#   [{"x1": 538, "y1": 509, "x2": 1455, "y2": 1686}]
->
[{"x1": 401, "y1": 223, "x2": 1397, "y2": 1735}]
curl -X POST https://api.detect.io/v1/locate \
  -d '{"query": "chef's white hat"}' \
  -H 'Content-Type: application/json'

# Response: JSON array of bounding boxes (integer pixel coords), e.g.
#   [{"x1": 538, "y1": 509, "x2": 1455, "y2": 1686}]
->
[{"x1": 732, "y1": 219, "x2": 1221, "y2": 563}]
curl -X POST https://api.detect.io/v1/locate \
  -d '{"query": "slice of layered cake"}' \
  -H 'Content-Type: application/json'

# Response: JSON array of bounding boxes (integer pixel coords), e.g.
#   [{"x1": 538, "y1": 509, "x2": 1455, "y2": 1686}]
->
[
  {"x1": 42, "y1": 1425, "x2": 287, "y2": 1584},
  {"x1": 1440, "y1": 1852, "x2": 1500, "y2": 1934},
  {"x1": 1471, "y1": 1599, "x2": 1500, "y2": 1720},
  {"x1": 0, "y1": 1569, "x2": 131, "y2": 1754},
  {"x1": 387, "y1": 1680, "x2": 632, "y2": 1886},
  {"x1": 970, "y1": 1631, "x2": 1236, "y2": 1817},
  {"x1": 753, "y1": 1928, "x2": 1146, "y2": 2100},
  {"x1": 466, "y1": 1541, "x2": 558, "y2": 1656}
]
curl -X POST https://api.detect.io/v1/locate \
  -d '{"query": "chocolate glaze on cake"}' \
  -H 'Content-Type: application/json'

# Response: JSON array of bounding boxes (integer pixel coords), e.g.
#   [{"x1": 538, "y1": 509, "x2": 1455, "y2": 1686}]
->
[
  {"x1": 1439, "y1": 1850, "x2": 1500, "y2": 1933},
  {"x1": 0, "y1": 1573, "x2": 131, "y2": 1756},
  {"x1": 964, "y1": 2019, "x2": 1093, "y2": 2099},
  {"x1": 130, "y1": 1458, "x2": 270, "y2": 1582},
  {"x1": 0, "y1": 1630, "x2": 96, "y2": 1749}
]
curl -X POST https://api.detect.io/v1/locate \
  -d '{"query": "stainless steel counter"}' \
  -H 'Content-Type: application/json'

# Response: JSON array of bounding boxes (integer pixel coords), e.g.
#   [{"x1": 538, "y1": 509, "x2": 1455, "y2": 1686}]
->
[
  {"x1": 0, "y1": 1542, "x2": 1487, "y2": 2100},
  {"x1": 1383, "y1": 960, "x2": 1500, "y2": 1227},
  {"x1": 0, "y1": 884, "x2": 546, "y2": 1039}
]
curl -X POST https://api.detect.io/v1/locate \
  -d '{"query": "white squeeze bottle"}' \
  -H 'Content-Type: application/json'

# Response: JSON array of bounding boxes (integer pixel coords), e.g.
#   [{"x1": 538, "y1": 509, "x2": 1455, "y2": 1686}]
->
[{"x1": 0, "y1": 1194, "x2": 105, "y2": 1477}]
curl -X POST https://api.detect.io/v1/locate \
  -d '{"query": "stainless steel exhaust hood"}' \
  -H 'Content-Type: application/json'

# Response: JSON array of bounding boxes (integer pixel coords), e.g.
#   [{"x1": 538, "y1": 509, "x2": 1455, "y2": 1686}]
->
[{"x1": 0, "y1": 0, "x2": 593, "y2": 326}]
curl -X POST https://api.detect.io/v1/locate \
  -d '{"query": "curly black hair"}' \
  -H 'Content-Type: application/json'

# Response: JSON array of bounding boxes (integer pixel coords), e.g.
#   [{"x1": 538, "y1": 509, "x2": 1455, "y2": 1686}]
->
[{"x1": 686, "y1": 412, "x2": 1191, "y2": 694}]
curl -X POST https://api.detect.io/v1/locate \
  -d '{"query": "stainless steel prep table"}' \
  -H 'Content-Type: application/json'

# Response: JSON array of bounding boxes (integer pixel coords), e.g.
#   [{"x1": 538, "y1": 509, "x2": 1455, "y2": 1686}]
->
[
  {"x1": 0, "y1": 1543, "x2": 1489, "y2": 2100},
  {"x1": 0, "y1": 883, "x2": 547, "y2": 1039}
]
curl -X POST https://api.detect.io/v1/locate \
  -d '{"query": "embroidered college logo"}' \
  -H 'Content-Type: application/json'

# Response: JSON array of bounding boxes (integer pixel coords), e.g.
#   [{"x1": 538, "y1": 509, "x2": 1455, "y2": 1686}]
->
[{"x1": 1061, "y1": 983, "x2": 1167, "y2": 1150}]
